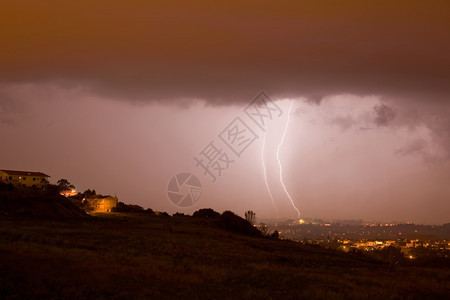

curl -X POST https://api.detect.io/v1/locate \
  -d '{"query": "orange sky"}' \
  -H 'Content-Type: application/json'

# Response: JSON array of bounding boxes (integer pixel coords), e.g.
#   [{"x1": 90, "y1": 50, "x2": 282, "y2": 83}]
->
[{"x1": 1, "y1": 1, "x2": 449, "y2": 101}]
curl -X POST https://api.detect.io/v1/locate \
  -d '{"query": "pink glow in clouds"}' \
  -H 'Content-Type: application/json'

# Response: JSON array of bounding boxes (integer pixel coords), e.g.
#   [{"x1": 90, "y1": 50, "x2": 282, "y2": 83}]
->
[{"x1": 1, "y1": 84, "x2": 449, "y2": 224}]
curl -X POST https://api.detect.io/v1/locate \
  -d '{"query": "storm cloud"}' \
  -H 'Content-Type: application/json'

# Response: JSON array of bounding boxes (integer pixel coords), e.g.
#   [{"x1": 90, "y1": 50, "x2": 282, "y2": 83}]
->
[
  {"x1": 0, "y1": 1, "x2": 449, "y2": 104},
  {"x1": 373, "y1": 104, "x2": 396, "y2": 127}
]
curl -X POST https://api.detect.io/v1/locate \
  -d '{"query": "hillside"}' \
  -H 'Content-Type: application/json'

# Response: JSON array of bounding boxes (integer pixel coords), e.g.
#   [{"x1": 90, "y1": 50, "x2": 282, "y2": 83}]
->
[
  {"x1": 0, "y1": 212, "x2": 449, "y2": 299},
  {"x1": 0, "y1": 189, "x2": 89, "y2": 219}
]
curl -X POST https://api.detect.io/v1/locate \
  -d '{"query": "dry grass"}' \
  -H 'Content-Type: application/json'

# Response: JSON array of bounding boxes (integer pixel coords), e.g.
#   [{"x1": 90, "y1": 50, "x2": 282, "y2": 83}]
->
[{"x1": 0, "y1": 213, "x2": 449, "y2": 299}]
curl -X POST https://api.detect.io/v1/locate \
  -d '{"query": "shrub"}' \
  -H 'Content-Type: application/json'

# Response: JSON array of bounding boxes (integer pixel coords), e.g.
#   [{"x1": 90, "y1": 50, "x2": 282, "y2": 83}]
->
[
  {"x1": 193, "y1": 208, "x2": 220, "y2": 218},
  {"x1": 217, "y1": 211, "x2": 262, "y2": 237},
  {"x1": 46, "y1": 184, "x2": 61, "y2": 195},
  {"x1": 112, "y1": 202, "x2": 144, "y2": 213},
  {"x1": 173, "y1": 212, "x2": 188, "y2": 217},
  {"x1": 245, "y1": 210, "x2": 256, "y2": 225},
  {"x1": 0, "y1": 182, "x2": 14, "y2": 191},
  {"x1": 368, "y1": 246, "x2": 405, "y2": 264}
]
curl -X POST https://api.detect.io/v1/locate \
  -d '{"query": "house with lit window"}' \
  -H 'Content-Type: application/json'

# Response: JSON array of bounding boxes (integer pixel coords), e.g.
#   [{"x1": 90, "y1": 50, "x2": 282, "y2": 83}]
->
[{"x1": 0, "y1": 169, "x2": 50, "y2": 189}]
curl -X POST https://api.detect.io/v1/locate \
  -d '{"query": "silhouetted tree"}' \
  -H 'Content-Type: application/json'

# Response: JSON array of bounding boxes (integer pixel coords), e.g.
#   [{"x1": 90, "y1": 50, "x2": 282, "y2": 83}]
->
[
  {"x1": 57, "y1": 179, "x2": 75, "y2": 191},
  {"x1": 82, "y1": 189, "x2": 96, "y2": 198},
  {"x1": 112, "y1": 202, "x2": 144, "y2": 213},
  {"x1": 173, "y1": 212, "x2": 187, "y2": 217},
  {"x1": 193, "y1": 208, "x2": 220, "y2": 218},
  {"x1": 245, "y1": 210, "x2": 256, "y2": 225}
]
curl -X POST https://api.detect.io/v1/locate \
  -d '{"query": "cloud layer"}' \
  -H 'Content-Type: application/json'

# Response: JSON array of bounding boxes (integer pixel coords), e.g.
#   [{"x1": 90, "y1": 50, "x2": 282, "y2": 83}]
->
[{"x1": 0, "y1": 1, "x2": 449, "y2": 103}]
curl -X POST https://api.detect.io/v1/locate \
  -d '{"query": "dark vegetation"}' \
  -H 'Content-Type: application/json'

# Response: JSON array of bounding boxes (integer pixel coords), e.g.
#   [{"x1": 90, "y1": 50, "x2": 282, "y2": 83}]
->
[
  {"x1": 217, "y1": 210, "x2": 262, "y2": 237},
  {"x1": 0, "y1": 182, "x2": 14, "y2": 191},
  {"x1": 112, "y1": 201, "x2": 155, "y2": 214},
  {"x1": 0, "y1": 189, "x2": 449, "y2": 299},
  {"x1": 56, "y1": 179, "x2": 75, "y2": 191},
  {"x1": 366, "y1": 245, "x2": 450, "y2": 268},
  {"x1": 0, "y1": 188, "x2": 88, "y2": 219},
  {"x1": 192, "y1": 208, "x2": 220, "y2": 218}
]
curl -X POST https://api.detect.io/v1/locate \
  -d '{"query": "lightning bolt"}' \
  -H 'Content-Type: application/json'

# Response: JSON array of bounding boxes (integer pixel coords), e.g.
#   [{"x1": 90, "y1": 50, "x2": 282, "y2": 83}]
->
[
  {"x1": 262, "y1": 130, "x2": 278, "y2": 217},
  {"x1": 276, "y1": 100, "x2": 301, "y2": 218}
]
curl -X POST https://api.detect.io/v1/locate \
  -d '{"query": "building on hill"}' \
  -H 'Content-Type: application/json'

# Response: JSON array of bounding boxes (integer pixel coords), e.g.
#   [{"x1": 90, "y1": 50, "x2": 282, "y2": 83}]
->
[
  {"x1": 0, "y1": 169, "x2": 50, "y2": 189},
  {"x1": 84, "y1": 195, "x2": 118, "y2": 213}
]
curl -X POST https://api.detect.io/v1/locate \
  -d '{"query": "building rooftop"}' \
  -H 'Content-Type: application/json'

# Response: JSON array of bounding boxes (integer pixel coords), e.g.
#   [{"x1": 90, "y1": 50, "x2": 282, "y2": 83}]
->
[{"x1": 0, "y1": 169, "x2": 50, "y2": 177}]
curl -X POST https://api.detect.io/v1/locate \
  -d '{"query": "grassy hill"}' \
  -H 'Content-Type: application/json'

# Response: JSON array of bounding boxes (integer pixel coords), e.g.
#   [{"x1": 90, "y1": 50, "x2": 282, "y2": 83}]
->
[
  {"x1": 0, "y1": 189, "x2": 89, "y2": 219},
  {"x1": 0, "y1": 212, "x2": 449, "y2": 299}
]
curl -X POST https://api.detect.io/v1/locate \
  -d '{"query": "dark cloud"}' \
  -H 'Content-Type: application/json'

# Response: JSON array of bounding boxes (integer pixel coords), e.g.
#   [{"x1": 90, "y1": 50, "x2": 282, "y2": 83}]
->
[
  {"x1": 331, "y1": 116, "x2": 356, "y2": 131},
  {"x1": 305, "y1": 96, "x2": 325, "y2": 106},
  {"x1": 395, "y1": 139, "x2": 428, "y2": 157},
  {"x1": 1, "y1": 1, "x2": 449, "y2": 160},
  {"x1": 0, "y1": 1, "x2": 449, "y2": 104},
  {"x1": 373, "y1": 104, "x2": 396, "y2": 127},
  {"x1": 386, "y1": 99, "x2": 450, "y2": 162}
]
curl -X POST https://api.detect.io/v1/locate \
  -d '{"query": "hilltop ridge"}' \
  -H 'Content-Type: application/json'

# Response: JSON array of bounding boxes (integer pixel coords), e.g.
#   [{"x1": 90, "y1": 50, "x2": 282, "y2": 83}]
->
[{"x1": 0, "y1": 189, "x2": 89, "y2": 219}]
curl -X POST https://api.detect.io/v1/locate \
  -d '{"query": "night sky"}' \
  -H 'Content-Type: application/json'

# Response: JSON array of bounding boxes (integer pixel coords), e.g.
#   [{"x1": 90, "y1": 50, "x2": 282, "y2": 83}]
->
[{"x1": 1, "y1": 1, "x2": 449, "y2": 224}]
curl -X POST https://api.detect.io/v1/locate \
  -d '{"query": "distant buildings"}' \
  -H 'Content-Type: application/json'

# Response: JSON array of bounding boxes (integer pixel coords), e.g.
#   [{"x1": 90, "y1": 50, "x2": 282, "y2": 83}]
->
[{"x1": 0, "y1": 169, "x2": 50, "y2": 189}]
